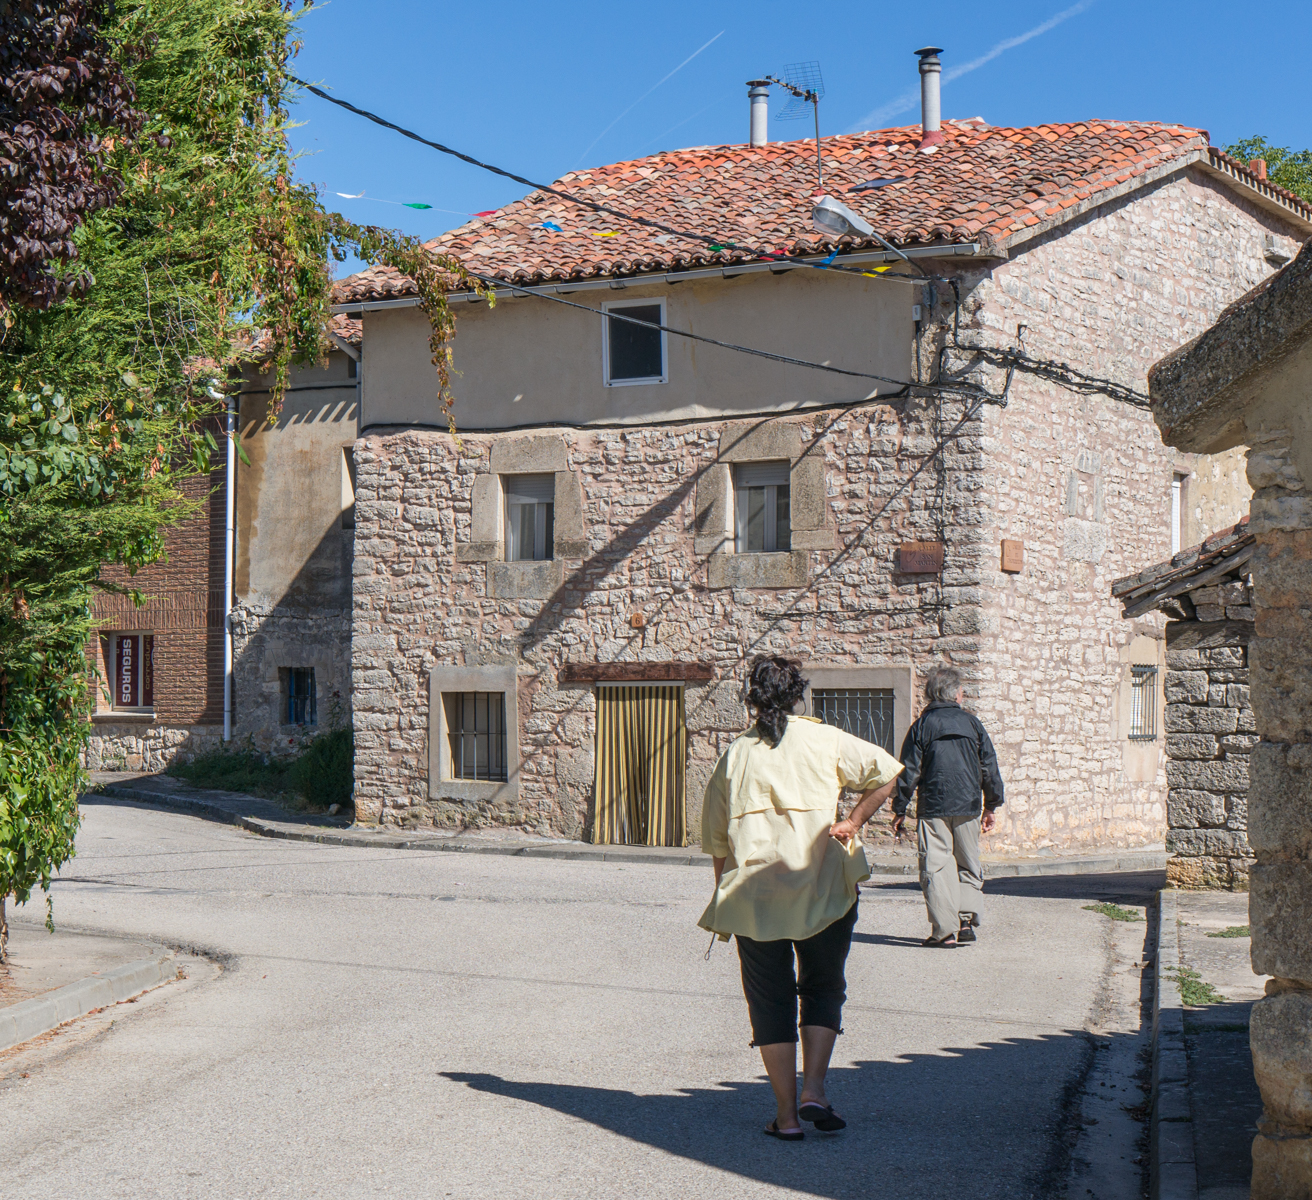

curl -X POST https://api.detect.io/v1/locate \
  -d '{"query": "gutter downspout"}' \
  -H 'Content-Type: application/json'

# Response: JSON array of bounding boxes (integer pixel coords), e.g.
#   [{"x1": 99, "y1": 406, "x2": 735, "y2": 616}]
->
[{"x1": 223, "y1": 394, "x2": 236, "y2": 743}]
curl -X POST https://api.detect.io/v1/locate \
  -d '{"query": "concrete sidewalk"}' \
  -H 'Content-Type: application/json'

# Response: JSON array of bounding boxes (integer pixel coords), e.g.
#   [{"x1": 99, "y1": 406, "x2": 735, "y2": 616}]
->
[
  {"x1": 1153, "y1": 890, "x2": 1264, "y2": 1200},
  {"x1": 90, "y1": 771, "x2": 1167, "y2": 878},
  {"x1": 1, "y1": 923, "x2": 177, "y2": 1052}
]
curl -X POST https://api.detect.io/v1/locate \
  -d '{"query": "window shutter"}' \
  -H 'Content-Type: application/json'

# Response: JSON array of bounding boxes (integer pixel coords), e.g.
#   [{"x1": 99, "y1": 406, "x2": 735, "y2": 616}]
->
[
  {"x1": 503, "y1": 474, "x2": 555, "y2": 504},
  {"x1": 734, "y1": 461, "x2": 790, "y2": 487}
]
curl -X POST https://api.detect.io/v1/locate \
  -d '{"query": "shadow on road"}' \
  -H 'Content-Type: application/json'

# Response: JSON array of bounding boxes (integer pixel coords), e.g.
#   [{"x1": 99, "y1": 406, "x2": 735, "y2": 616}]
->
[
  {"x1": 441, "y1": 1028, "x2": 1135, "y2": 1199},
  {"x1": 864, "y1": 870, "x2": 1164, "y2": 906}
]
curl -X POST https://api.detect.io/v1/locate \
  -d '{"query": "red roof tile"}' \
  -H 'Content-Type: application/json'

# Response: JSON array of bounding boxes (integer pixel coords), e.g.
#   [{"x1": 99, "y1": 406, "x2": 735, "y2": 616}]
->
[{"x1": 333, "y1": 120, "x2": 1241, "y2": 303}]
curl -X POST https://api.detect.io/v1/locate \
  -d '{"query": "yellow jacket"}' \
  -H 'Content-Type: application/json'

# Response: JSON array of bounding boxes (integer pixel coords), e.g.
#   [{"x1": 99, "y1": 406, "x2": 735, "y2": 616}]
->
[{"x1": 698, "y1": 715, "x2": 904, "y2": 942}]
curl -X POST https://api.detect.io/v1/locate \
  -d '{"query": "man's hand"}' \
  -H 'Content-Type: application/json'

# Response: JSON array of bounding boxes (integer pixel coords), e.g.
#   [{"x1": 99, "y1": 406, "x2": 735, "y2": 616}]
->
[
  {"x1": 982, "y1": 809, "x2": 996, "y2": 833},
  {"x1": 891, "y1": 812, "x2": 906, "y2": 837}
]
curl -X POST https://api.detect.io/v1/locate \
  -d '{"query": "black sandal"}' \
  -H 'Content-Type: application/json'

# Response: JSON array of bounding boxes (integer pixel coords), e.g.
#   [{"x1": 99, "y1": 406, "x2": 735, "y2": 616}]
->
[
  {"x1": 922, "y1": 934, "x2": 958, "y2": 947},
  {"x1": 763, "y1": 1120, "x2": 804, "y2": 1141},
  {"x1": 799, "y1": 1102, "x2": 847, "y2": 1132}
]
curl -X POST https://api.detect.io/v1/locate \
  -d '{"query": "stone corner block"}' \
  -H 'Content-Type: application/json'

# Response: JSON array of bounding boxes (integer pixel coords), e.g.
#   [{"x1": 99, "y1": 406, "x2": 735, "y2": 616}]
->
[
  {"x1": 489, "y1": 434, "x2": 567, "y2": 475},
  {"x1": 488, "y1": 558, "x2": 565, "y2": 600},
  {"x1": 455, "y1": 542, "x2": 499, "y2": 563},
  {"x1": 717, "y1": 420, "x2": 802, "y2": 465}
]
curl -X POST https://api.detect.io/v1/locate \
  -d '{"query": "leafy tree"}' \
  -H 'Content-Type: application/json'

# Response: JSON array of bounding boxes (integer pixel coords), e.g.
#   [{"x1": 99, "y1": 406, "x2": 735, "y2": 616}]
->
[
  {"x1": 0, "y1": 0, "x2": 476, "y2": 959},
  {"x1": 1224, "y1": 136, "x2": 1312, "y2": 204}
]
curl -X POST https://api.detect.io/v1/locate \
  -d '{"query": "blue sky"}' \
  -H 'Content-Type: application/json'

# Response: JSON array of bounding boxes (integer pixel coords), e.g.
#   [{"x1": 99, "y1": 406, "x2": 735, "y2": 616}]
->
[{"x1": 287, "y1": 0, "x2": 1312, "y2": 277}]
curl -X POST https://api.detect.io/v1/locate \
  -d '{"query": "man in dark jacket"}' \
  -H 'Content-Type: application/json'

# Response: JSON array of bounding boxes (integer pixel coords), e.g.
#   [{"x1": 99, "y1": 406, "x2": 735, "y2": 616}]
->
[{"x1": 892, "y1": 666, "x2": 1005, "y2": 947}]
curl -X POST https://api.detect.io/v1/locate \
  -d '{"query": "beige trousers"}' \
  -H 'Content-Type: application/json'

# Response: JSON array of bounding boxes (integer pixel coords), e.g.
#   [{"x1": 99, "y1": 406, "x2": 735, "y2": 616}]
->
[{"x1": 917, "y1": 815, "x2": 984, "y2": 941}]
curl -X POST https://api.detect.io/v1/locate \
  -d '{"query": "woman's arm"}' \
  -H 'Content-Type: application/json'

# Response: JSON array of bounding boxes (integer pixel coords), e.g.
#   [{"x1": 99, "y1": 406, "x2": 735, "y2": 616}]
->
[{"x1": 829, "y1": 778, "x2": 899, "y2": 841}]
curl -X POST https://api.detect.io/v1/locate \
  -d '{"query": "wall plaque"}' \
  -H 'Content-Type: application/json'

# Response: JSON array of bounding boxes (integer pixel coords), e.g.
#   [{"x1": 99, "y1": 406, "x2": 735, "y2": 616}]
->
[
  {"x1": 1001, "y1": 539, "x2": 1025, "y2": 574},
  {"x1": 897, "y1": 541, "x2": 944, "y2": 574}
]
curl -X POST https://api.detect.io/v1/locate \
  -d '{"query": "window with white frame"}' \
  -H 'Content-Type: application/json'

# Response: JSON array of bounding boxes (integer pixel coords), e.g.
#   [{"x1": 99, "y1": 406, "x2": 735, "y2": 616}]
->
[
  {"x1": 1171, "y1": 472, "x2": 1188, "y2": 555},
  {"x1": 104, "y1": 631, "x2": 154, "y2": 710},
  {"x1": 735, "y1": 461, "x2": 791, "y2": 553},
  {"x1": 503, "y1": 474, "x2": 555, "y2": 562},
  {"x1": 602, "y1": 299, "x2": 666, "y2": 385}
]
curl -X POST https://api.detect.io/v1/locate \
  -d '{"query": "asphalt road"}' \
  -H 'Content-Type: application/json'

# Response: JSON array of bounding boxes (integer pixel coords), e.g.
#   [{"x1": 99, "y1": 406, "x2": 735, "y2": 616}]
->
[{"x1": 0, "y1": 799, "x2": 1158, "y2": 1200}]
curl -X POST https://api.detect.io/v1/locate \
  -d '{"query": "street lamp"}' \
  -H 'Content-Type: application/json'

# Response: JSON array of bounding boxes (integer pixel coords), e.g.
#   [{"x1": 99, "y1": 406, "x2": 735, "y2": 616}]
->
[{"x1": 811, "y1": 195, "x2": 874, "y2": 239}]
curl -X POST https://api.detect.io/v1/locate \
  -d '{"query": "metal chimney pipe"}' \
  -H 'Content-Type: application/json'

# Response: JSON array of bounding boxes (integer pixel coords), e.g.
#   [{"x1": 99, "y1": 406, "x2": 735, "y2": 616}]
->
[
  {"x1": 747, "y1": 80, "x2": 770, "y2": 147},
  {"x1": 915, "y1": 47, "x2": 945, "y2": 152}
]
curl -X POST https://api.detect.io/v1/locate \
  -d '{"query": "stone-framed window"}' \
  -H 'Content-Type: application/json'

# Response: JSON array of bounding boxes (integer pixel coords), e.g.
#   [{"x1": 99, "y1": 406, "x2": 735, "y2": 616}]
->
[
  {"x1": 455, "y1": 435, "x2": 587, "y2": 599},
  {"x1": 803, "y1": 665, "x2": 915, "y2": 757},
  {"x1": 602, "y1": 298, "x2": 666, "y2": 386},
  {"x1": 429, "y1": 663, "x2": 519, "y2": 807},
  {"x1": 696, "y1": 420, "x2": 831, "y2": 589},
  {"x1": 734, "y1": 461, "x2": 791, "y2": 553},
  {"x1": 1129, "y1": 665, "x2": 1159, "y2": 741},
  {"x1": 503, "y1": 473, "x2": 555, "y2": 562}
]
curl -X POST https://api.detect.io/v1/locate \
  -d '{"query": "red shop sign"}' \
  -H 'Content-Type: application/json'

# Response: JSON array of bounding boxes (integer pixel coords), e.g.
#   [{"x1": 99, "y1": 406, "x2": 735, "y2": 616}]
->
[{"x1": 114, "y1": 634, "x2": 154, "y2": 708}]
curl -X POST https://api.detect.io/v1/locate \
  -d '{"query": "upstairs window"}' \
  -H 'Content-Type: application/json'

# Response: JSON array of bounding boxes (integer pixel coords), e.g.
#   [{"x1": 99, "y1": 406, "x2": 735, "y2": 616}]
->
[
  {"x1": 286, "y1": 667, "x2": 317, "y2": 726},
  {"x1": 107, "y1": 632, "x2": 154, "y2": 711},
  {"x1": 813, "y1": 688, "x2": 895, "y2": 754},
  {"x1": 444, "y1": 692, "x2": 508, "y2": 782},
  {"x1": 504, "y1": 474, "x2": 555, "y2": 562},
  {"x1": 1171, "y1": 472, "x2": 1188, "y2": 555},
  {"x1": 603, "y1": 299, "x2": 666, "y2": 385},
  {"x1": 735, "y1": 461, "x2": 791, "y2": 554},
  {"x1": 1129, "y1": 665, "x2": 1158, "y2": 741}
]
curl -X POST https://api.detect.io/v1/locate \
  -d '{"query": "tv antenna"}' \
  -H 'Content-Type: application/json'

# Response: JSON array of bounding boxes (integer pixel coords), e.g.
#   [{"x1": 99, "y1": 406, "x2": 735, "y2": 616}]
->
[{"x1": 767, "y1": 61, "x2": 825, "y2": 189}]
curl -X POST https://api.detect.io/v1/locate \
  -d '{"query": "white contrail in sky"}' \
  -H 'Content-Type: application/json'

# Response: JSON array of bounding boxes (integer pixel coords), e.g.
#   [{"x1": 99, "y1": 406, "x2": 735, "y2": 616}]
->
[
  {"x1": 574, "y1": 30, "x2": 726, "y2": 167},
  {"x1": 846, "y1": 0, "x2": 1096, "y2": 132}
]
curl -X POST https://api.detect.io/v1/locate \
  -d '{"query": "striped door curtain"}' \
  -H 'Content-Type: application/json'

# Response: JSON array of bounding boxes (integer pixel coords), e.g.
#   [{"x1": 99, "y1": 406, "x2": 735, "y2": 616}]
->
[{"x1": 592, "y1": 685, "x2": 688, "y2": 846}]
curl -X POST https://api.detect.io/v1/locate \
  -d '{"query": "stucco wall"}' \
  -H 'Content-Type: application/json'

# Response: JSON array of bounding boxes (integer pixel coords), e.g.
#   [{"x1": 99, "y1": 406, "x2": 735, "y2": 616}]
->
[
  {"x1": 362, "y1": 268, "x2": 915, "y2": 431},
  {"x1": 966, "y1": 167, "x2": 1294, "y2": 851}
]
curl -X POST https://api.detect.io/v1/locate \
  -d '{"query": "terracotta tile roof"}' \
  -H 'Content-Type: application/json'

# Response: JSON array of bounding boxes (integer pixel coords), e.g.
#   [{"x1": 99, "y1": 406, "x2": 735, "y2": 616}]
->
[
  {"x1": 334, "y1": 119, "x2": 1215, "y2": 303},
  {"x1": 1111, "y1": 518, "x2": 1253, "y2": 618}
]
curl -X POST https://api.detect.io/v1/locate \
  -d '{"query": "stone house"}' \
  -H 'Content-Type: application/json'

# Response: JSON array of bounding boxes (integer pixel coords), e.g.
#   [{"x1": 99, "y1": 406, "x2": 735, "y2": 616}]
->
[
  {"x1": 85, "y1": 318, "x2": 361, "y2": 771},
  {"x1": 335, "y1": 75, "x2": 1311, "y2": 849},
  {"x1": 1146, "y1": 235, "x2": 1312, "y2": 1198},
  {"x1": 1112, "y1": 520, "x2": 1256, "y2": 888}
]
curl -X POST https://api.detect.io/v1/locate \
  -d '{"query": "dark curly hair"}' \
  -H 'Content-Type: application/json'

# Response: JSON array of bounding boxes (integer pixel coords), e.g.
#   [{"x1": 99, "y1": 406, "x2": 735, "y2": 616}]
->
[{"x1": 747, "y1": 655, "x2": 809, "y2": 748}]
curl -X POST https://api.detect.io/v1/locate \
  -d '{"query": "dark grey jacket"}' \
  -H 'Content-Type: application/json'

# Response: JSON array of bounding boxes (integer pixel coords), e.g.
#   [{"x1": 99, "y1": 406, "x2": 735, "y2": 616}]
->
[{"x1": 893, "y1": 700, "x2": 1005, "y2": 820}]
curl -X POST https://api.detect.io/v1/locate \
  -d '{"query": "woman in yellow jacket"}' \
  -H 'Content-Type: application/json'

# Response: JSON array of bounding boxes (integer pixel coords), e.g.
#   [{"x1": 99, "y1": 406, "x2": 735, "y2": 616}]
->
[{"x1": 700, "y1": 656, "x2": 903, "y2": 1141}]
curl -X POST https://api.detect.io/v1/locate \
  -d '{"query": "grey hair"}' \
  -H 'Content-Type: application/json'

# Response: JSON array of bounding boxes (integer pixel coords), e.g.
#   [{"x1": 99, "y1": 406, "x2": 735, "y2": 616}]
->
[{"x1": 924, "y1": 666, "x2": 963, "y2": 703}]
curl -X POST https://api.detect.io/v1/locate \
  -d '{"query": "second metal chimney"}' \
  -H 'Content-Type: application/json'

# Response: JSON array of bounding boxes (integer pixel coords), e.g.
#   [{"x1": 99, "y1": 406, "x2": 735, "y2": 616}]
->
[
  {"x1": 747, "y1": 80, "x2": 770, "y2": 147},
  {"x1": 916, "y1": 47, "x2": 945, "y2": 152}
]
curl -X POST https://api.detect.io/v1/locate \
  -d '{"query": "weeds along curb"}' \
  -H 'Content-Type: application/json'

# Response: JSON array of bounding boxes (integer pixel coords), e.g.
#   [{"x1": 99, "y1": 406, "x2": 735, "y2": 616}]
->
[
  {"x1": 1152, "y1": 888, "x2": 1199, "y2": 1200},
  {"x1": 93, "y1": 782, "x2": 1167, "y2": 876},
  {"x1": 0, "y1": 949, "x2": 176, "y2": 1052}
]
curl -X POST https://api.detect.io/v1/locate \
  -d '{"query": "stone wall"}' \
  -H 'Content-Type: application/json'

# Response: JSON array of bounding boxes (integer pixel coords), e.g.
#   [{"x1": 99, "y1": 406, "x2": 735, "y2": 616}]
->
[
  {"x1": 964, "y1": 166, "x2": 1292, "y2": 852},
  {"x1": 1164, "y1": 617, "x2": 1256, "y2": 888},
  {"x1": 350, "y1": 407, "x2": 960, "y2": 834}
]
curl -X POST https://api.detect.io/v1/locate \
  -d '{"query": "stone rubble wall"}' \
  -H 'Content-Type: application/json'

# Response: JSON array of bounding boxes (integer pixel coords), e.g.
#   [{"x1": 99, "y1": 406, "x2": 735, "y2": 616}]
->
[
  {"x1": 1164, "y1": 614, "x2": 1256, "y2": 888},
  {"x1": 83, "y1": 722, "x2": 224, "y2": 773},
  {"x1": 351, "y1": 407, "x2": 962, "y2": 835},
  {"x1": 964, "y1": 167, "x2": 1288, "y2": 853}
]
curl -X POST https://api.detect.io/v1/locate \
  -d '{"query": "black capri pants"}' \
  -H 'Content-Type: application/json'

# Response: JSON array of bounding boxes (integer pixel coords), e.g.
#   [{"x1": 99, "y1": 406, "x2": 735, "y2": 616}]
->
[{"x1": 734, "y1": 899, "x2": 859, "y2": 1047}]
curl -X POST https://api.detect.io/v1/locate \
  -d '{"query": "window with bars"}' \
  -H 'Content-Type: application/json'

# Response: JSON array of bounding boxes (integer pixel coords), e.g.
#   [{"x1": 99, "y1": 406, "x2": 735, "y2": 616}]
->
[
  {"x1": 735, "y1": 461, "x2": 791, "y2": 554},
  {"x1": 285, "y1": 667, "x2": 317, "y2": 726},
  {"x1": 504, "y1": 474, "x2": 555, "y2": 562},
  {"x1": 1129, "y1": 665, "x2": 1158, "y2": 741},
  {"x1": 813, "y1": 688, "x2": 895, "y2": 754},
  {"x1": 444, "y1": 692, "x2": 508, "y2": 782}
]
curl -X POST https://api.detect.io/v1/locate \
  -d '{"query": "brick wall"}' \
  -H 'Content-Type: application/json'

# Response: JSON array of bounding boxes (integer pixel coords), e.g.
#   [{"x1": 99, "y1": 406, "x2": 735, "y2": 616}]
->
[{"x1": 86, "y1": 462, "x2": 226, "y2": 770}]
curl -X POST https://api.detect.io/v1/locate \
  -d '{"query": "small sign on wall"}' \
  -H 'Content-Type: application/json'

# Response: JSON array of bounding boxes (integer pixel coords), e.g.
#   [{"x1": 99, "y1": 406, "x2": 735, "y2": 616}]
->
[
  {"x1": 897, "y1": 541, "x2": 944, "y2": 573},
  {"x1": 113, "y1": 633, "x2": 154, "y2": 709},
  {"x1": 1001, "y1": 539, "x2": 1025, "y2": 573}
]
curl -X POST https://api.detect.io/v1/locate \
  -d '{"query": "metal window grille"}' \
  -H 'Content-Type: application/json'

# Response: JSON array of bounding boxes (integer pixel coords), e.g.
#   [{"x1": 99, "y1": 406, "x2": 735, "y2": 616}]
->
[
  {"x1": 735, "y1": 461, "x2": 792, "y2": 553},
  {"x1": 287, "y1": 667, "x2": 317, "y2": 726},
  {"x1": 812, "y1": 688, "x2": 895, "y2": 753},
  {"x1": 446, "y1": 692, "x2": 508, "y2": 782},
  {"x1": 1129, "y1": 665, "x2": 1158, "y2": 741}
]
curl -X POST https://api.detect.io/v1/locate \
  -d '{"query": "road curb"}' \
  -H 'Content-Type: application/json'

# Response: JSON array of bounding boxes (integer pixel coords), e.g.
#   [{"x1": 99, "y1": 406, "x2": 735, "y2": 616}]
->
[
  {"x1": 93, "y1": 782, "x2": 1166, "y2": 877},
  {"x1": 1151, "y1": 888, "x2": 1198, "y2": 1200},
  {"x1": 0, "y1": 949, "x2": 176, "y2": 1053}
]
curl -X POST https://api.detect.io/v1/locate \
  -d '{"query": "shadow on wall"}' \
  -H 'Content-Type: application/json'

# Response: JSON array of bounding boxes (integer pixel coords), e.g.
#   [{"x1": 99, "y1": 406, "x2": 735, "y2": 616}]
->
[{"x1": 439, "y1": 1027, "x2": 1116, "y2": 1199}]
